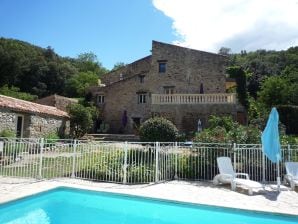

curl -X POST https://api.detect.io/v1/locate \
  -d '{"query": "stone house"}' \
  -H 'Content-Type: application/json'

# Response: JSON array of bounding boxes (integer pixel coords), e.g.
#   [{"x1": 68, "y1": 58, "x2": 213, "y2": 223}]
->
[
  {"x1": 0, "y1": 95, "x2": 69, "y2": 138},
  {"x1": 34, "y1": 94, "x2": 78, "y2": 112},
  {"x1": 90, "y1": 41, "x2": 240, "y2": 134}
]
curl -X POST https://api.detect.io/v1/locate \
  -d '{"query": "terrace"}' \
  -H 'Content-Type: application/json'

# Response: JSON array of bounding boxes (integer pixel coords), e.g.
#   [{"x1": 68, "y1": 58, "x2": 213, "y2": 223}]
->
[{"x1": 151, "y1": 93, "x2": 237, "y2": 105}]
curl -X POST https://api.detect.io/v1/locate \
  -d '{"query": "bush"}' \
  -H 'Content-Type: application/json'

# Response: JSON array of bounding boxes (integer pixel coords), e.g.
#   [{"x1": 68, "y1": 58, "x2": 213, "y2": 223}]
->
[
  {"x1": 139, "y1": 117, "x2": 178, "y2": 142},
  {"x1": 193, "y1": 116, "x2": 261, "y2": 144},
  {"x1": 68, "y1": 103, "x2": 93, "y2": 138},
  {"x1": 0, "y1": 129, "x2": 16, "y2": 138}
]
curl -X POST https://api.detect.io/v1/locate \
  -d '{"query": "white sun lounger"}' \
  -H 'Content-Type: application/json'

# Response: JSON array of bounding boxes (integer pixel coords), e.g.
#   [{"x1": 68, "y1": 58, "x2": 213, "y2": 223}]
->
[
  {"x1": 213, "y1": 157, "x2": 263, "y2": 195},
  {"x1": 284, "y1": 162, "x2": 298, "y2": 190}
]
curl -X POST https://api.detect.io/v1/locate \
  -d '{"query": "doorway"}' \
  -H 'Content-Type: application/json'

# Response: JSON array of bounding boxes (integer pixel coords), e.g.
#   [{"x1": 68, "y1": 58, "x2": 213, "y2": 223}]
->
[{"x1": 16, "y1": 115, "x2": 24, "y2": 138}]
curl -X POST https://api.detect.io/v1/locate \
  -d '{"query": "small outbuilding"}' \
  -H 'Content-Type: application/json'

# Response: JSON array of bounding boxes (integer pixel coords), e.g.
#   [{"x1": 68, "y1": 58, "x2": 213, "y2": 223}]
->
[{"x1": 0, "y1": 95, "x2": 69, "y2": 138}]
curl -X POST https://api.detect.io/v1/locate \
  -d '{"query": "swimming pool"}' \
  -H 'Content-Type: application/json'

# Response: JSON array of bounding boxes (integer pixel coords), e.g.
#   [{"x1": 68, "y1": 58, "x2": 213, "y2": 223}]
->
[{"x1": 0, "y1": 187, "x2": 297, "y2": 224}]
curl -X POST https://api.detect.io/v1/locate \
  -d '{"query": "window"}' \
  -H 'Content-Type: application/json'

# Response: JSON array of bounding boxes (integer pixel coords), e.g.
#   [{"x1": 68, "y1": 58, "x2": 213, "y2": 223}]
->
[
  {"x1": 119, "y1": 73, "x2": 123, "y2": 81},
  {"x1": 158, "y1": 62, "x2": 166, "y2": 73},
  {"x1": 163, "y1": 86, "x2": 175, "y2": 94},
  {"x1": 139, "y1": 75, "x2": 145, "y2": 83},
  {"x1": 137, "y1": 93, "x2": 147, "y2": 104},
  {"x1": 97, "y1": 95, "x2": 105, "y2": 104}
]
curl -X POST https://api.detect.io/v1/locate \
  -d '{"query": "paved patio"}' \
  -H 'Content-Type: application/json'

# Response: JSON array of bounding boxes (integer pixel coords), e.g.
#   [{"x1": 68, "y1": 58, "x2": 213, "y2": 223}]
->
[{"x1": 0, "y1": 177, "x2": 297, "y2": 216}]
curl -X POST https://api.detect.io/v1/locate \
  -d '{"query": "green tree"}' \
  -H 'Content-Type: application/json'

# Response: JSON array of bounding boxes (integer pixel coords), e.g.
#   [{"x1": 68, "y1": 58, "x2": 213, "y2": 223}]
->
[
  {"x1": 0, "y1": 85, "x2": 37, "y2": 101},
  {"x1": 226, "y1": 66, "x2": 249, "y2": 108},
  {"x1": 258, "y1": 76, "x2": 291, "y2": 108},
  {"x1": 218, "y1": 47, "x2": 231, "y2": 56},
  {"x1": 111, "y1": 62, "x2": 126, "y2": 71},
  {"x1": 76, "y1": 52, "x2": 108, "y2": 76},
  {"x1": 65, "y1": 71, "x2": 99, "y2": 97},
  {"x1": 68, "y1": 104, "x2": 93, "y2": 138}
]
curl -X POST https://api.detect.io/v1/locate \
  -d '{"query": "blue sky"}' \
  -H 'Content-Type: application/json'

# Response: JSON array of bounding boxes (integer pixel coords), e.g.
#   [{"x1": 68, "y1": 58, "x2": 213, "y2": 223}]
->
[
  {"x1": 1, "y1": 0, "x2": 298, "y2": 69},
  {"x1": 0, "y1": 0, "x2": 175, "y2": 69}
]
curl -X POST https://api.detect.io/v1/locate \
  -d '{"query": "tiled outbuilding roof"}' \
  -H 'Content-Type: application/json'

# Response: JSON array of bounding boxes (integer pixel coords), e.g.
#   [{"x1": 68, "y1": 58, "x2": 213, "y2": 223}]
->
[{"x1": 0, "y1": 95, "x2": 69, "y2": 118}]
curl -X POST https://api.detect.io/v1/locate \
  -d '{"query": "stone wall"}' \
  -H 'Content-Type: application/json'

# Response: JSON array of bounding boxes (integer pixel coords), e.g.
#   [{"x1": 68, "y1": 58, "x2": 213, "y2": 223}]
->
[
  {"x1": 0, "y1": 110, "x2": 17, "y2": 133},
  {"x1": 92, "y1": 41, "x2": 235, "y2": 134},
  {"x1": 148, "y1": 41, "x2": 227, "y2": 94},
  {"x1": 28, "y1": 114, "x2": 69, "y2": 138},
  {"x1": 98, "y1": 73, "x2": 152, "y2": 133},
  {"x1": 0, "y1": 109, "x2": 69, "y2": 138},
  {"x1": 35, "y1": 95, "x2": 78, "y2": 112},
  {"x1": 151, "y1": 104, "x2": 237, "y2": 133},
  {"x1": 101, "y1": 56, "x2": 152, "y2": 85}
]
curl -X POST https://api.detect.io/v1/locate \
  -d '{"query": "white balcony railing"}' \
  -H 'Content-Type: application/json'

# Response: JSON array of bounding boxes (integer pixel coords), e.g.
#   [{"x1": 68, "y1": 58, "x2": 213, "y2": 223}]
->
[{"x1": 151, "y1": 93, "x2": 237, "y2": 105}]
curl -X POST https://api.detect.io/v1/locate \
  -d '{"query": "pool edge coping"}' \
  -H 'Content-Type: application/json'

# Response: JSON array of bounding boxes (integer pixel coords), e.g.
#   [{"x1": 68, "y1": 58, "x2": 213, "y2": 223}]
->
[{"x1": 1, "y1": 184, "x2": 298, "y2": 219}]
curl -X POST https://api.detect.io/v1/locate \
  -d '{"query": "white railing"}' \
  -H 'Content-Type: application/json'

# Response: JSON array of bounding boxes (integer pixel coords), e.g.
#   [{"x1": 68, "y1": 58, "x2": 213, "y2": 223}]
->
[
  {"x1": 0, "y1": 138, "x2": 297, "y2": 184},
  {"x1": 151, "y1": 93, "x2": 237, "y2": 105}
]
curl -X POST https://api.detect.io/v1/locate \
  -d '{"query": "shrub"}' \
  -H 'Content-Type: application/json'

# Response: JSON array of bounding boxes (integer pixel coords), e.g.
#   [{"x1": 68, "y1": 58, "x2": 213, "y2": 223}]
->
[
  {"x1": 0, "y1": 129, "x2": 16, "y2": 138},
  {"x1": 68, "y1": 103, "x2": 93, "y2": 138},
  {"x1": 139, "y1": 117, "x2": 178, "y2": 142},
  {"x1": 193, "y1": 116, "x2": 261, "y2": 144}
]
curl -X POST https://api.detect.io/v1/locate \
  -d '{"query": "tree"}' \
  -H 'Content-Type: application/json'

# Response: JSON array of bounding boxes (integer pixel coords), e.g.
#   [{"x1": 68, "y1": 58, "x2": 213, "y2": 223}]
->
[
  {"x1": 0, "y1": 85, "x2": 37, "y2": 101},
  {"x1": 65, "y1": 71, "x2": 99, "y2": 97},
  {"x1": 218, "y1": 47, "x2": 231, "y2": 56},
  {"x1": 226, "y1": 66, "x2": 249, "y2": 109},
  {"x1": 258, "y1": 76, "x2": 291, "y2": 108},
  {"x1": 68, "y1": 104, "x2": 93, "y2": 138},
  {"x1": 76, "y1": 52, "x2": 108, "y2": 76},
  {"x1": 112, "y1": 62, "x2": 126, "y2": 71}
]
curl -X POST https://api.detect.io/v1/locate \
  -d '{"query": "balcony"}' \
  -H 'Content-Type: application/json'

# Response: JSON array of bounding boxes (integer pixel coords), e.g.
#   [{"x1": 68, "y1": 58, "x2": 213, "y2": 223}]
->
[{"x1": 151, "y1": 93, "x2": 236, "y2": 105}]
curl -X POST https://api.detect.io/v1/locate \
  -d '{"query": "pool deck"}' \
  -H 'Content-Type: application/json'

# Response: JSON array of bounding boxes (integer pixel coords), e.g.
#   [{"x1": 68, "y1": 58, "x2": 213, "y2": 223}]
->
[{"x1": 0, "y1": 177, "x2": 297, "y2": 216}]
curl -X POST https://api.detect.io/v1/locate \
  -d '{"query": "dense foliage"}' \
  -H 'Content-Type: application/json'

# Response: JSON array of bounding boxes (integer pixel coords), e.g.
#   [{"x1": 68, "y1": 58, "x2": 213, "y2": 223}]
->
[
  {"x1": 0, "y1": 85, "x2": 37, "y2": 101},
  {"x1": 193, "y1": 115, "x2": 261, "y2": 144},
  {"x1": 68, "y1": 104, "x2": 94, "y2": 138},
  {"x1": 0, "y1": 38, "x2": 107, "y2": 98},
  {"x1": 139, "y1": 117, "x2": 178, "y2": 142}
]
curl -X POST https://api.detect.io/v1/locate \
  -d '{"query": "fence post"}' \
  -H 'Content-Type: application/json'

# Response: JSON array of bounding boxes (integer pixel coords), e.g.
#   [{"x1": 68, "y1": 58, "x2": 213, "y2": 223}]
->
[
  {"x1": 262, "y1": 144, "x2": 266, "y2": 184},
  {"x1": 123, "y1": 141, "x2": 128, "y2": 184},
  {"x1": 287, "y1": 144, "x2": 291, "y2": 162},
  {"x1": 174, "y1": 142, "x2": 178, "y2": 179},
  {"x1": 71, "y1": 139, "x2": 77, "y2": 178},
  {"x1": 233, "y1": 143, "x2": 236, "y2": 170},
  {"x1": 38, "y1": 138, "x2": 44, "y2": 179},
  {"x1": 155, "y1": 142, "x2": 159, "y2": 183}
]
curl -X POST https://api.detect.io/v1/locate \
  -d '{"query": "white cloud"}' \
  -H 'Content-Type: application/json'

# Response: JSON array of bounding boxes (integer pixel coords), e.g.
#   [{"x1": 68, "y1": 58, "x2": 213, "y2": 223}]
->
[{"x1": 152, "y1": 0, "x2": 298, "y2": 53}]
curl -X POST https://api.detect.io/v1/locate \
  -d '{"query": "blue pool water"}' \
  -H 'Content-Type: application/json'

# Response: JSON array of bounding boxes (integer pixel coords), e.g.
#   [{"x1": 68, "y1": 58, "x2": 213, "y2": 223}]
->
[{"x1": 0, "y1": 187, "x2": 297, "y2": 224}]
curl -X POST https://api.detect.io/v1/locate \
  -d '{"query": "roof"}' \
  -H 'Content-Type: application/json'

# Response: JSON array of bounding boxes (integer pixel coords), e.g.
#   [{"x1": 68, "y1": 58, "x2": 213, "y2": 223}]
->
[
  {"x1": 0, "y1": 95, "x2": 69, "y2": 118},
  {"x1": 35, "y1": 94, "x2": 78, "y2": 105},
  {"x1": 152, "y1": 40, "x2": 228, "y2": 58}
]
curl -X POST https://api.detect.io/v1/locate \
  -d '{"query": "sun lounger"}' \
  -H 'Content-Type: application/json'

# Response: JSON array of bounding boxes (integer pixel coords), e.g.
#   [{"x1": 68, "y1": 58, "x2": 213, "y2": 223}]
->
[
  {"x1": 213, "y1": 157, "x2": 263, "y2": 195},
  {"x1": 284, "y1": 162, "x2": 298, "y2": 190}
]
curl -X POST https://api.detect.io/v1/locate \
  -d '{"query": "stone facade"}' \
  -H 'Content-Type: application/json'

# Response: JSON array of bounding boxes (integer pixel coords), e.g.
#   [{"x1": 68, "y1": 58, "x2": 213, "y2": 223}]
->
[
  {"x1": 101, "y1": 56, "x2": 152, "y2": 85},
  {"x1": 0, "y1": 95, "x2": 69, "y2": 138},
  {"x1": 0, "y1": 109, "x2": 69, "y2": 138},
  {"x1": 91, "y1": 41, "x2": 238, "y2": 134},
  {"x1": 35, "y1": 94, "x2": 78, "y2": 112}
]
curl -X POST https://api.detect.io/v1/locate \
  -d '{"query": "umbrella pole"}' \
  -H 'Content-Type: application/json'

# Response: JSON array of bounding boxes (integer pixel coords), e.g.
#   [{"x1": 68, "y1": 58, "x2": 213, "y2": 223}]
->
[
  {"x1": 277, "y1": 157, "x2": 281, "y2": 192},
  {"x1": 262, "y1": 146, "x2": 265, "y2": 184}
]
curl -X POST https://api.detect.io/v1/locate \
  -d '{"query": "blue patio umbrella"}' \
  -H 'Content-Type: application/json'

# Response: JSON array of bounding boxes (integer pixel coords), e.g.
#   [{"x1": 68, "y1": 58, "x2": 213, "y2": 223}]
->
[{"x1": 261, "y1": 107, "x2": 281, "y2": 190}]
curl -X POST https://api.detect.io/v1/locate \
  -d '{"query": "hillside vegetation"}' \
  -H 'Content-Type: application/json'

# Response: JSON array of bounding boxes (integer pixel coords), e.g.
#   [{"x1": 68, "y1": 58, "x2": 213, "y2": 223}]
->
[{"x1": 0, "y1": 38, "x2": 108, "y2": 98}]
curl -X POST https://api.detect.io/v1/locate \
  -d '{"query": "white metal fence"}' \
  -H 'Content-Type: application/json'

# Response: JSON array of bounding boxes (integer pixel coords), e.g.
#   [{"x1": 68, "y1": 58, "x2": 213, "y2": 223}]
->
[{"x1": 0, "y1": 138, "x2": 297, "y2": 184}]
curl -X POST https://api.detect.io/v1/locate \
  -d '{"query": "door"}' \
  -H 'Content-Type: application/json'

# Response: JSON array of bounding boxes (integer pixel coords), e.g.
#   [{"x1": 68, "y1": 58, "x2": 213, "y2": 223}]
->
[{"x1": 16, "y1": 115, "x2": 24, "y2": 138}]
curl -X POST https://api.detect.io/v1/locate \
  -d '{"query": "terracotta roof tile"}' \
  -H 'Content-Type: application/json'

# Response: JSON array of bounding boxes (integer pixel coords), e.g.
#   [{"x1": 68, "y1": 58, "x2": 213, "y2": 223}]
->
[{"x1": 0, "y1": 95, "x2": 69, "y2": 118}]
